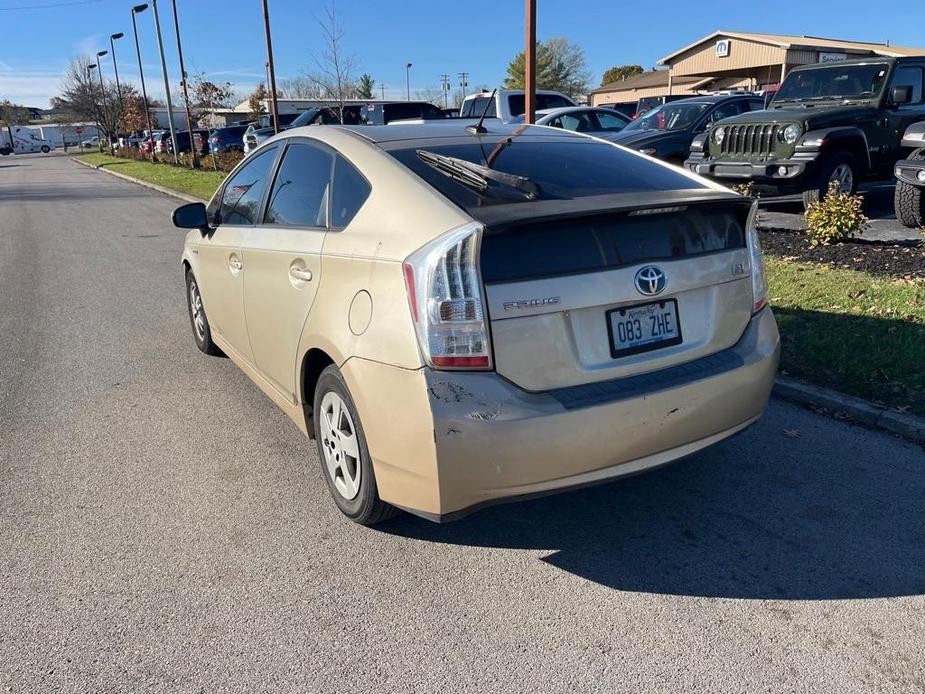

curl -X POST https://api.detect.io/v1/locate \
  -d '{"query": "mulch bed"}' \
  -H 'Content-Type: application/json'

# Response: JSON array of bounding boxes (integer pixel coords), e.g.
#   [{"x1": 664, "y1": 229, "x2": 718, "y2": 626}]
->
[{"x1": 758, "y1": 225, "x2": 925, "y2": 279}]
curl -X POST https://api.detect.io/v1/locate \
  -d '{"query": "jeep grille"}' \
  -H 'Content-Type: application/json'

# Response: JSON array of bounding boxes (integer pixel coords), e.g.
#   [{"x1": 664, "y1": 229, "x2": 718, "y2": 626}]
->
[{"x1": 719, "y1": 124, "x2": 779, "y2": 157}]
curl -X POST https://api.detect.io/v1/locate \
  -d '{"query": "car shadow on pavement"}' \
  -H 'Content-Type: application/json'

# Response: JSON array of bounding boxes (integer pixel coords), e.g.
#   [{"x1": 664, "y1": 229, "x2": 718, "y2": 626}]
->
[{"x1": 377, "y1": 426, "x2": 925, "y2": 600}]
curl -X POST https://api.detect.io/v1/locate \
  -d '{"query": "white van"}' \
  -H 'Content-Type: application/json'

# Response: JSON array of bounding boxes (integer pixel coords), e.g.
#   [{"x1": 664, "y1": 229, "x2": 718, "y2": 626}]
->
[
  {"x1": 459, "y1": 89, "x2": 577, "y2": 123},
  {"x1": 0, "y1": 126, "x2": 54, "y2": 155}
]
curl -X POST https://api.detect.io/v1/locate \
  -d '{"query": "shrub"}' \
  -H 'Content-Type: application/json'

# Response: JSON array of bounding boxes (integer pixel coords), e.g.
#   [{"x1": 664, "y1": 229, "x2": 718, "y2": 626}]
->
[{"x1": 804, "y1": 181, "x2": 869, "y2": 246}]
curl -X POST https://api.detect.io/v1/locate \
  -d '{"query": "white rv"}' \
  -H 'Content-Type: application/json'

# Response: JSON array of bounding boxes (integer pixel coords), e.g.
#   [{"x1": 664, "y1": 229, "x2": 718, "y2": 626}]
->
[{"x1": 0, "y1": 126, "x2": 54, "y2": 155}]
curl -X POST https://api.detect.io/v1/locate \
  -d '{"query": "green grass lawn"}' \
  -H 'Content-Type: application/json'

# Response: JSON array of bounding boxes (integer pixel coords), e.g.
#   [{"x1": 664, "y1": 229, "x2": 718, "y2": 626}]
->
[
  {"x1": 76, "y1": 153, "x2": 225, "y2": 200},
  {"x1": 767, "y1": 257, "x2": 925, "y2": 415}
]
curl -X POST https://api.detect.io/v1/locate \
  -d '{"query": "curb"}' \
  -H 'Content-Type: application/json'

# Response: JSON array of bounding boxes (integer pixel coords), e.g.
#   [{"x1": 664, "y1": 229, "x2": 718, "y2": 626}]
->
[
  {"x1": 73, "y1": 156, "x2": 925, "y2": 445},
  {"x1": 72, "y1": 157, "x2": 206, "y2": 203},
  {"x1": 773, "y1": 376, "x2": 925, "y2": 445}
]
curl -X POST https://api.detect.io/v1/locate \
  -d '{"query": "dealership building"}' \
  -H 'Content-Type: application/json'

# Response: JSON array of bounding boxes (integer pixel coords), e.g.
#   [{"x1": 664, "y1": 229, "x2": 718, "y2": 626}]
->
[{"x1": 590, "y1": 31, "x2": 925, "y2": 107}]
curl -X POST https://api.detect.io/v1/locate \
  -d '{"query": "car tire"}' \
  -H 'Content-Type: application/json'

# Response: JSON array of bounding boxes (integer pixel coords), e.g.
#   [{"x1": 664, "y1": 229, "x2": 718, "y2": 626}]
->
[
  {"x1": 802, "y1": 151, "x2": 858, "y2": 209},
  {"x1": 185, "y1": 269, "x2": 223, "y2": 356},
  {"x1": 894, "y1": 148, "x2": 925, "y2": 229},
  {"x1": 313, "y1": 365, "x2": 399, "y2": 525},
  {"x1": 40, "y1": 145, "x2": 50, "y2": 154}
]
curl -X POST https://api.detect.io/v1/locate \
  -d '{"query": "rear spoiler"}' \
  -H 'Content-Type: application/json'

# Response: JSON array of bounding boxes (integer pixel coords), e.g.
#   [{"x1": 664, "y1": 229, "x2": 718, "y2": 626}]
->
[{"x1": 472, "y1": 188, "x2": 748, "y2": 233}]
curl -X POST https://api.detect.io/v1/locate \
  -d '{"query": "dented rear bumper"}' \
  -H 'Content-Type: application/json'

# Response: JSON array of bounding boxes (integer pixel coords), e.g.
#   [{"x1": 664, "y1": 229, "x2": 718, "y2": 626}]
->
[{"x1": 344, "y1": 307, "x2": 779, "y2": 521}]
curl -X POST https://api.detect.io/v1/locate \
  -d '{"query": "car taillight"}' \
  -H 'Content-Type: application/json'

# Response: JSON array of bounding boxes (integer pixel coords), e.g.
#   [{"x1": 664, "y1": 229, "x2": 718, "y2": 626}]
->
[
  {"x1": 402, "y1": 222, "x2": 492, "y2": 370},
  {"x1": 746, "y1": 201, "x2": 769, "y2": 314}
]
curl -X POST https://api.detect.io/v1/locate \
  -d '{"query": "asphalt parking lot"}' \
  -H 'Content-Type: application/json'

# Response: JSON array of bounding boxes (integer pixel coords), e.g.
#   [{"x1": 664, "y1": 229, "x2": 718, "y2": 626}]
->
[{"x1": 2, "y1": 154, "x2": 924, "y2": 693}]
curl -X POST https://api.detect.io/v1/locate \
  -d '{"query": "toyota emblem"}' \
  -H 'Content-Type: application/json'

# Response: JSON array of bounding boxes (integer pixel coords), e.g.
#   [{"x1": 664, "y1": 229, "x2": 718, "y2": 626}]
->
[{"x1": 634, "y1": 266, "x2": 667, "y2": 296}]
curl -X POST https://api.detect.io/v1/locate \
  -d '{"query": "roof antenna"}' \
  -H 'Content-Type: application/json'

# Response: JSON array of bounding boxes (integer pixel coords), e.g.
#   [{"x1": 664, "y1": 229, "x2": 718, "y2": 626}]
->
[{"x1": 467, "y1": 88, "x2": 497, "y2": 135}]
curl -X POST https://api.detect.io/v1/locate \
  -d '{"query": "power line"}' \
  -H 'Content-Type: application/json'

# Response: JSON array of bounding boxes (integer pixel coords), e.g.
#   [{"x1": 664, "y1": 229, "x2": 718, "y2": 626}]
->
[{"x1": 0, "y1": 0, "x2": 102, "y2": 10}]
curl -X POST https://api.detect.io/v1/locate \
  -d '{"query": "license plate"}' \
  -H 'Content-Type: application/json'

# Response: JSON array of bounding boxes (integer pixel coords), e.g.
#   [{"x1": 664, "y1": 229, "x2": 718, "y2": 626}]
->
[{"x1": 606, "y1": 299, "x2": 682, "y2": 358}]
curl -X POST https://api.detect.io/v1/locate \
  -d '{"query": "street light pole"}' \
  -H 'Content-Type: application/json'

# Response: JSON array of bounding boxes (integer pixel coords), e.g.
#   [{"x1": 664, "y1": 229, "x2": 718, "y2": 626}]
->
[
  {"x1": 405, "y1": 62, "x2": 412, "y2": 102},
  {"x1": 131, "y1": 4, "x2": 156, "y2": 163},
  {"x1": 170, "y1": 0, "x2": 198, "y2": 168},
  {"x1": 86, "y1": 63, "x2": 103, "y2": 152},
  {"x1": 110, "y1": 33, "x2": 125, "y2": 137},
  {"x1": 95, "y1": 52, "x2": 108, "y2": 151},
  {"x1": 261, "y1": 0, "x2": 280, "y2": 134},
  {"x1": 150, "y1": 0, "x2": 179, "y2": 163}
]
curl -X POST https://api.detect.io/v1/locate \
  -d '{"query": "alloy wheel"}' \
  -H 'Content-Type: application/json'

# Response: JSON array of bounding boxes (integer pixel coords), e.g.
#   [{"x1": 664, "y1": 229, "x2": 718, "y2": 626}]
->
[
  {"x1": 828, "y1": 163, "x2": 854, "y2": 194},
  {"x1": 189, "y1": 280, "x2": 206, "y2": 341},
  {"x1": 319, "y1": 391, "x2": 361, "y2": 500}
]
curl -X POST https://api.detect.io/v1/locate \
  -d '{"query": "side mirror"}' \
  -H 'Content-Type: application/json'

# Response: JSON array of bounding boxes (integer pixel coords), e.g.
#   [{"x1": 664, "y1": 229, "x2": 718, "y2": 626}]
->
[
  {"x1": 172, "y1": 202, "x2": 210, "y2": 231},
  {"x1": 891, "y1": 85, "x2": 913, "y2": 105}
]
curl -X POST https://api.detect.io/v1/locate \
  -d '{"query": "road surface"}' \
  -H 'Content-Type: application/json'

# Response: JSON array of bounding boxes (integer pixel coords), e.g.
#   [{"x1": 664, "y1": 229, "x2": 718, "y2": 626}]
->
[{"x1": 2, "y1": 154, "x2": 924, "y2": 693}]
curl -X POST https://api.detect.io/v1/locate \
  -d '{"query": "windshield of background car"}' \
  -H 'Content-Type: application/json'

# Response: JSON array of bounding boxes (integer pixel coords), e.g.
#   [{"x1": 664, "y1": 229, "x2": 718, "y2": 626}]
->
[
  {"x1": 289, "y1": 109, "x2": 321, "y2": 127},
  {"x1": 387, "y1": 138, "x2": 704, "y2": 209},
  {"x1": 624, "y1": 102, "x2": 710, "y2": 131},
  {"x1": 774, "y1": 63, "x2": 889, "y2": 102}
]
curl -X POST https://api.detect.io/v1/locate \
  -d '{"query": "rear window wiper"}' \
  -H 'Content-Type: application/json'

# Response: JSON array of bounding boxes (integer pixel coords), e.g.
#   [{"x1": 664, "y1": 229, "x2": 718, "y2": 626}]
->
[{"x1": 416, "y1": 149, "x2": 542, "y2": 201}]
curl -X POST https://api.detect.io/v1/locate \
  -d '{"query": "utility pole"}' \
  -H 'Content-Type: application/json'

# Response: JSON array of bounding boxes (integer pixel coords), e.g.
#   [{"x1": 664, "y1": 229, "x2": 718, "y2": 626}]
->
[
  {"x1": 440, "y1": 73, "x2": 450, "y2": 108},
  {"x1": 524, "y1": 0, "x2": 536, "y2": 124},
  {"x1": 380, "y1": 83, "x2": 385, "y2": 100},
  {"x1": 262, "y1": 0, "x2": 280, "y2": 134},
  {"x1": 131, "y1": 4, "x2": 155, "y2": 162},
  {"x1": 405, "y1": 63, "x2": 412, "y2": 101},
  {"x1": 458, "y1": 71, "x2": 469, "y2": 100},
  {"x1": 170, "y1": 0, "x2": 197, "y2": 168},
  {"x1": 150, "y1": 0, "x2": 179, "y2": 163}
]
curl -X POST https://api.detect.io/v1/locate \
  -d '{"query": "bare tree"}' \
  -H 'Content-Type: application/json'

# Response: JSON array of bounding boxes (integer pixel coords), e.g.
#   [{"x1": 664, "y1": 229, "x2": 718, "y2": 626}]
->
[
  {"x1": 308, "y1": 1, "x2": 357, "y2": 123},
  {"x1": 414, "y1": 87, "x2": 445, "y2": 107},
  {"x1": 190, "y1": 71, "x2": 235, "y2": 127},
  {"x1": 59, "y1": 56, "x2": 140, "y2": 141},
  {"x1": 277, "y1": 76, "x2": 324, "y2": 99}
]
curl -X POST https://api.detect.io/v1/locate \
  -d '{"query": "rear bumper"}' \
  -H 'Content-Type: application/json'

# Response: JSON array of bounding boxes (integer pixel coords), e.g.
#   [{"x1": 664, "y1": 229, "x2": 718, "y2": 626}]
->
[{"x1": 347, "y1": 307, "x2": 779, "y2": 521}]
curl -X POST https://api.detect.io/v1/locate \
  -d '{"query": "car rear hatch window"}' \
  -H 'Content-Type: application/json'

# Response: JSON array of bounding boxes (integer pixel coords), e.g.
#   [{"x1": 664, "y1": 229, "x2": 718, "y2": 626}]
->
[{"x1": 386, "y1": 138, "x2": 708, "y2": 216}]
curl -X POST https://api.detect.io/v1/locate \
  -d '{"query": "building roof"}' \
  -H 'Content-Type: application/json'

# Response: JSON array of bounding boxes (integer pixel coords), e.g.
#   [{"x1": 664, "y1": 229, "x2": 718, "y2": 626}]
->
[
  {"x1": 590, "y1": 70, "x2": 704, "y2": 95},
  {"x1": 658, "y1": 31, "x2": 925, "y2": 64}
]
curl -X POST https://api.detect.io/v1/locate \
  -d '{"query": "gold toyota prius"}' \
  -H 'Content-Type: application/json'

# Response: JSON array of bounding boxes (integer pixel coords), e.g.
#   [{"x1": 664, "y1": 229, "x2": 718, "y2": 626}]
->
[{"x1": 173, "y1": 121, "x2": 779, "y2": 524}]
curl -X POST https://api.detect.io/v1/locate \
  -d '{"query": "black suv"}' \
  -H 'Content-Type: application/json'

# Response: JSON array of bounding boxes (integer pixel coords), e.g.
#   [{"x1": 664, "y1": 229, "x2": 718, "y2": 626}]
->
[
  {"x1": 360, "y1": 101, "x2": 447, "y2": 124},
  {"x1": 609, "y1": 94, "x2": 764, "y2": 164},
  {"x1": 686, "y1": 57, "x2": 925, "y2": 207}
]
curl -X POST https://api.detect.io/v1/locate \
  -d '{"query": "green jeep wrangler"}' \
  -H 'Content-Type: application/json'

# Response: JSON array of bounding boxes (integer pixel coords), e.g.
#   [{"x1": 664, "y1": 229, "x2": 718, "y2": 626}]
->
[{"x1": 686, "y1": 57, "x2": 925, "y2": 208}]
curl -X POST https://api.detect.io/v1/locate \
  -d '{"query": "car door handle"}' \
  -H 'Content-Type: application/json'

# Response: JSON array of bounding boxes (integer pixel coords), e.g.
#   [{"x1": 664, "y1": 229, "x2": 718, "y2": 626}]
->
[{"x1": 289, "y1": 267, "x2": 313, "y2": 282}]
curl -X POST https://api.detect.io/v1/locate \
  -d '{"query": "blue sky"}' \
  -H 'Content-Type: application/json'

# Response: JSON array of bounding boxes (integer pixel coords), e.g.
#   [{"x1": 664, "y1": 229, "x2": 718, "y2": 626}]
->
[{"x1": 1, "y1": 0, "x2": 922, "y2": 108}]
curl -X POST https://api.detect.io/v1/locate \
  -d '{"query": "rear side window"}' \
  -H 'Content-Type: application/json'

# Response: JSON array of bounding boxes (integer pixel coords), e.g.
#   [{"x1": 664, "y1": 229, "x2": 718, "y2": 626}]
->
[
  {"x1": 264, "y1": 142, "x2": 333, "y2": 227},
  {"x1": 219, "y1": 146, "x2": 278, "y2": 225},
  {"x1": 461, "y1": 97, "x2": 495, "y2": 118},
  {"x1": 330, "y1": 156, "x2": 371, "y2": 228},
  {"x1": 508, "y1": 94, "x2": 573, "y2": 115},
  {"x1": 481, "y1": 204, "x2": 748, "y2": 283}
]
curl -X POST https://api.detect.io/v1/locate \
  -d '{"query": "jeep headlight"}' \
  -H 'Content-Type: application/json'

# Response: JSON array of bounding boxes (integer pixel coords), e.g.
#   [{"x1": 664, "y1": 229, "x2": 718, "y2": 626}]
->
[
  {"x1": 782, "y1": 124, "x2": 802, "y2": 145},
  {"x1": 713, "y1": 126, "x2": 725, "y2": 145}
]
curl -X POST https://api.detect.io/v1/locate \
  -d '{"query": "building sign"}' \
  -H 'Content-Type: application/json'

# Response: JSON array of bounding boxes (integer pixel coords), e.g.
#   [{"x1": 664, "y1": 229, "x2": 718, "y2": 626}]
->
[
  {"x1": 819, "y1": 52, "x2": 848, "y2": 63},
  {"x1": 715, "y1": 39, "x2": 731, "y2": 58}
]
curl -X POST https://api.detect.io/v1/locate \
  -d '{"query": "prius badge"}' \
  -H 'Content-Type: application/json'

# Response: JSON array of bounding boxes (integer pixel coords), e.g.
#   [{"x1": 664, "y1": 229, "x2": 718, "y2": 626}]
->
[{"x1": 503, "y1": 296, "x2": 561, "y2": 311}]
